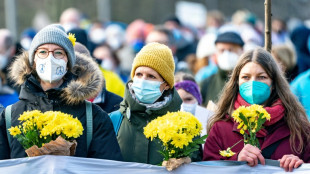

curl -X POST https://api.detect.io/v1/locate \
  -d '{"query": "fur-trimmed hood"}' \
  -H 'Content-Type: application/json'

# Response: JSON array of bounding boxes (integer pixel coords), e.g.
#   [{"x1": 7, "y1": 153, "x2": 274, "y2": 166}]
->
[{"x1": 9, "y1": 51, "x2": 104, "y2": 105}]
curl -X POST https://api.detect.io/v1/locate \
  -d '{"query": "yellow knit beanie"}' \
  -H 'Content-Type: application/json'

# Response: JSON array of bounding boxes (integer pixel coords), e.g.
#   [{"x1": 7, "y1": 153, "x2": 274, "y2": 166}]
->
[{"x1": 131, "y1": 42, "x2": 175, "y2": 88}]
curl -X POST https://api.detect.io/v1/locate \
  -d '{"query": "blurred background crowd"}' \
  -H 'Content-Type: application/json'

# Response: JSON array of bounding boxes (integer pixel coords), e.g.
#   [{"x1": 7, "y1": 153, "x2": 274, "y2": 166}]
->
[{"x1": 1, "y1": 0, "x2": 310, "y2": 118}]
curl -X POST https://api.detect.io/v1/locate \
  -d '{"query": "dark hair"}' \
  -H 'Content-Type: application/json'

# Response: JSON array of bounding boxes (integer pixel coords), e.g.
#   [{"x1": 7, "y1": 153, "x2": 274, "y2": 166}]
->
[
  {"x1": 93, "y1": 43, "x2": 120, "y2": 67},
  {"x1": 150, "y1": 25, "x2": 175, "y2": 46},
  {"x1": 163, "y1": 16, "x2": 181, "y2": 26}
]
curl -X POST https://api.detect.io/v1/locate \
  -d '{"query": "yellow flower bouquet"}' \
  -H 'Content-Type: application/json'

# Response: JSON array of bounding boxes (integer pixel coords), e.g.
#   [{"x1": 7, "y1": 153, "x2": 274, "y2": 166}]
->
[
  {"x1": 8, "y1": 110, "x2": 83, "y2": 157},
  {"x1": 232, "y1": 104, "x2": 270, "y2": 148},
  {"x1": 144, "y1": 111, "x2": 207, "y2": 170},
  {"x1": 219, "y1": 105, "x2": 270, "y2": 157}
]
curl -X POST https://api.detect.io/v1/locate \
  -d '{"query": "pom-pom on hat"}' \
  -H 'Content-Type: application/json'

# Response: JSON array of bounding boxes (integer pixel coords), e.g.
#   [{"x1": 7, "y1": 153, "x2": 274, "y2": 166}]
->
[
  {"x1": 28, "y1": 24, "x2": 76, "y2": 69},
  {"x1": 131, "y1": 42, "x2": 175, "y2": 88}
]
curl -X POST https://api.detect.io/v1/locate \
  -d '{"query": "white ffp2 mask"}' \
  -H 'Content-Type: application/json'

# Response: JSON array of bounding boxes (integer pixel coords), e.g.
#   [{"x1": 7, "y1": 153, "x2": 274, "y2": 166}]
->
[
  {"x1": 217, "y1": 51, "x2": 239, "y2": 71},
  {"x1": 36, "y1": 54, "x2": 67, "y2": 83}
]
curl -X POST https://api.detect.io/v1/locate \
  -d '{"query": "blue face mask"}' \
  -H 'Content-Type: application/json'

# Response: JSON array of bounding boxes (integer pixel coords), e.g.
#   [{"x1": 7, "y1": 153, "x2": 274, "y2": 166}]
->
[
  {"x1": 181, "y1": 102, "x2": 198, "y2": 115},
  {"x1": 239, "y1": 81, "x2": 271, "y2": 105},
  {"x1": 131, "y1": 78, "x2": 164, "y2": 104}
]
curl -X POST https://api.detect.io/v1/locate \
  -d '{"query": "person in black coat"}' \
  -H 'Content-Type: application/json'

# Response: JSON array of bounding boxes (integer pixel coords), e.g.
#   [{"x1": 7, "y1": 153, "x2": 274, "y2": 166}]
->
[
  {"x1": 91, "y1": 87, "x2": 123, "y2": 114},
  {"x1": 0, "y1": 24, "x2": 123, "y2": 160},
  {"x1": 290, "y1": 25, "x2": 310, "y2": 75},
  {"x1": 74, "y1": 42, "x2": 123, "y2": 114}
]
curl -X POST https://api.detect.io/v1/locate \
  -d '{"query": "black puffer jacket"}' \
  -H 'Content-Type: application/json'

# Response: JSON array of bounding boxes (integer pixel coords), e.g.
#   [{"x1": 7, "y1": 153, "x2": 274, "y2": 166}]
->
[{"x1": 0, "y1": 51, "x2": 123, "y2": 161}]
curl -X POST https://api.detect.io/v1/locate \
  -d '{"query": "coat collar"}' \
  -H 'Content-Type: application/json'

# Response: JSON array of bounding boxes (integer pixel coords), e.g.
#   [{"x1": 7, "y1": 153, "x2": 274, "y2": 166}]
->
[
  {"x1": 119, "y1": 81, "x2": 182, "y2": 119},
  {"x1": 9, "y1": 51, "x2": 104, "y2": 105}
]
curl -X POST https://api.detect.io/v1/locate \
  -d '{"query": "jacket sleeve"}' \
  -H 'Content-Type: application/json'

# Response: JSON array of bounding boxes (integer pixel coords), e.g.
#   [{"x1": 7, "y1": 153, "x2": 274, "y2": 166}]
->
[
  {"x1": 0, "y1": 106, "x2": 11, "y2": 160},
  {"x1": 87, "y1": 104, "x2": 123, "y2": 161},
  {"x1": 202, "y1": 122, "x2": 238, "y2": 161}
]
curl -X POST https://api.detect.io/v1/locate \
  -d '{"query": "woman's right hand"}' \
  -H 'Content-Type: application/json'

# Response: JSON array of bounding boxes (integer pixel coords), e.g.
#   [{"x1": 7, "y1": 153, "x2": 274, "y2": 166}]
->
[{"x1": 238, "y1": 144, "x2": 265, "y2": 167}]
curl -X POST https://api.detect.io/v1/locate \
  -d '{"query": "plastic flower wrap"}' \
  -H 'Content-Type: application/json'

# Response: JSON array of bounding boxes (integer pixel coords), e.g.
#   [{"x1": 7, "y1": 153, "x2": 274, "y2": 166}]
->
[
  {"x1": 8, "y1": 110, "x2": 83, "y2": 156},
  {"x1": 144, "y1": 111, "x2": 207, "y2": 162}
]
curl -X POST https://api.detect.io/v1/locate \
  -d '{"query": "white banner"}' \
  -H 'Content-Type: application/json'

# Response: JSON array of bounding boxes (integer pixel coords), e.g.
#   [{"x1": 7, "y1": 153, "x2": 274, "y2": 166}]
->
[{"x1": 0, "y1": 155, "x2": 309, "y2": 174}]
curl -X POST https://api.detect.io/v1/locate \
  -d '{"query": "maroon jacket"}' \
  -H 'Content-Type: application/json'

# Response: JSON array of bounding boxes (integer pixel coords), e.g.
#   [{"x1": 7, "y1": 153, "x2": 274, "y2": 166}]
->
[{"x1": 203, "y1": 118, "x2": 310, "y2": 162}]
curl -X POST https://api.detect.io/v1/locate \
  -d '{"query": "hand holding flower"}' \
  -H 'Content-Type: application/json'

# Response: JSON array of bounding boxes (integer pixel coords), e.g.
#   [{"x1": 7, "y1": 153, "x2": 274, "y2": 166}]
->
[
  {"x1": 219, "y1": 105, "x2": 270, "y2": 160},
  {"x1": 238, "y1": 144, "x2": 265, "y2": 167},
  {"x1": 144, "y1": 111, "x2": 207, "y2": 170}
]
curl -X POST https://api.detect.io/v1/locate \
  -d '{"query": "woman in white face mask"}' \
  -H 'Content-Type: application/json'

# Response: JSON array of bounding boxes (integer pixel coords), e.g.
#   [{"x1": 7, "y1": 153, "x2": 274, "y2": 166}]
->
[
  {"x1": 34, "y1": 44, "x2": 68, "y2": 90},
  {"x1": 0, "y1": 24, "x2": 123, "y2": 161},
  {"x1": 174, "y1": 72, "x2": 213, "y2": 137},
  {"x1": 115, "y1": 42, "x2": 202, "y2": 164}
]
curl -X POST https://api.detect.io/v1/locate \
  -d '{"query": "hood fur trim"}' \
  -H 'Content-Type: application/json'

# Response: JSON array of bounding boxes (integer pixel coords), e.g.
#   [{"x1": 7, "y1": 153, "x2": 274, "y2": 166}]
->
[{"x1": 9, "y1": 51, "x2": 104, "y2": 105}]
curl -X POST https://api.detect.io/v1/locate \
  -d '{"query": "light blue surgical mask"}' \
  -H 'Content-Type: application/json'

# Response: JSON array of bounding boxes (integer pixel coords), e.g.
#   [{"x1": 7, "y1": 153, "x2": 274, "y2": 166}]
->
[
  {"x1": 239, "y1": 81, "x2": 271, "y2": 105},
  {"x1": 181, "y1": 102, "x2": 198, "y2": 115},
  {"x1": 131, "y1": 78, "x2": 164, "y2": 104}
]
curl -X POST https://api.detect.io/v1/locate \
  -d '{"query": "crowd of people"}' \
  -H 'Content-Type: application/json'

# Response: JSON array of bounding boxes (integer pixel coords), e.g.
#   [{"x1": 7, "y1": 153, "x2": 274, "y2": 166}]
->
[{"x1": 0, "y1": 7, "x2": 310, "y2": 172}]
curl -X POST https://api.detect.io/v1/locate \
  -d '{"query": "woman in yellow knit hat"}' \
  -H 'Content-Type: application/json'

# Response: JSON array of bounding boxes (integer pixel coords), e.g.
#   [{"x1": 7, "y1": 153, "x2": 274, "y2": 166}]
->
[{"x1": 113, "y1": 42, "x2": 201, "y2": 164}]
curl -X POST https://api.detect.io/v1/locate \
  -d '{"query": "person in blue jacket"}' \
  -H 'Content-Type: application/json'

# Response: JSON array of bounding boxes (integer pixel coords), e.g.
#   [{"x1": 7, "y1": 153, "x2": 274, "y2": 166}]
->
[{"x1": 291, "y1": 69, "x2": 310, "y2": 118}]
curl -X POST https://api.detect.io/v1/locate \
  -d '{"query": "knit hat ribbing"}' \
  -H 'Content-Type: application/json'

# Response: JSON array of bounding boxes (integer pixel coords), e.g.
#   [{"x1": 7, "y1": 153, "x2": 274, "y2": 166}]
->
[
  {"x1": 131, "y1": 42, "x2": 175, "y2": 88},
  {"x1": 28, "y1": 24, "x2": 76, "y2": 69}
]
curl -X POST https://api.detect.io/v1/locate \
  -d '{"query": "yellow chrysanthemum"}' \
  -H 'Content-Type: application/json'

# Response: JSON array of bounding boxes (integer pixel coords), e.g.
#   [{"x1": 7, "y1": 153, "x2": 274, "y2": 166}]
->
[
  {"x1": 158, "y1": 126, "x2": 174, "y2": 144},
  {"x1": 237, "y1": 122, "x2": 244, "y2": 129},
  {"x1": 240, "y1": 129, "x2": 245, "y2": 135},
  {"x1": 232, "y1": 104, "x2": 270, "y2": 148},
  {"x1": 63, "y1": 122, "x2": 78, "y2": 138},
  {"x1": 9, "y1": 110, "x2": 84, "y2": 150},
  {"x1": 9, "y1": 126, "x2": 21, "y2": 136},
  {"x1": 219, "y1": 147, "x2": 236, "y2": 157},
  {"x1": 68, "y1": 33, "x2": 76, "y2": 46},
  {"x1": 171, "y1": 133, "x2": 189, "y2": 149},
  {"x1": 143, "y1": 111, "x2": 206, "y2": 160},
  {"x1": 18, "y1": 110, "x2": 42, "y2": 122}
]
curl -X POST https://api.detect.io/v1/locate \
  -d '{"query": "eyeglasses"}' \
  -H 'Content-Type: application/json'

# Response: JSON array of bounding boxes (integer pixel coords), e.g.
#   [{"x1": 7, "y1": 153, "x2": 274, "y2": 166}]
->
[{"x1": 36, "y1": 48, "x2": 66, "y2": 59}]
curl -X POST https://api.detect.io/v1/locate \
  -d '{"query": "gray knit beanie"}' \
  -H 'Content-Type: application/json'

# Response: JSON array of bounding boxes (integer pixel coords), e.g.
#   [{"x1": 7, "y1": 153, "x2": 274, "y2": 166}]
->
[{"x1": 28, "y1": 24, "x2": 76, "y2": 68}]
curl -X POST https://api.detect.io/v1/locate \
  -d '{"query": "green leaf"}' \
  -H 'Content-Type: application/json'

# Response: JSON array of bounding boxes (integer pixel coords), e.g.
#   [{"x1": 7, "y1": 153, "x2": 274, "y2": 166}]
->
[
  {"x1": 158, "y1": 150, "x2": 169, "y2": 160},
  {"x1": 239, "y1": 113, "x2": 248, "y2": 125},
  {"x1": 200, "y1": 134, "x2": 208, "y2": 140}
]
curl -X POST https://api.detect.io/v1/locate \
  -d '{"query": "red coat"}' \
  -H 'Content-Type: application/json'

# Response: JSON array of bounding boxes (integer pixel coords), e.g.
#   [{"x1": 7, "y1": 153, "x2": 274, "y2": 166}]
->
[{"x1": 203, "y1": 118, "x2": 310, "y2": 162}]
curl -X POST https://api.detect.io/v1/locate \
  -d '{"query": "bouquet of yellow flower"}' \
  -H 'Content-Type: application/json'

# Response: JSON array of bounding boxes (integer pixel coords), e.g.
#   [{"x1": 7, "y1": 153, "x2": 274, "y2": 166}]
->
[
  {"x1": 219, "y1": 105, "x2": 270, "y2": 157},
  {"x1": 232, "y1": 104, "x2": 270, "y2": 148},
  {"x1": 219, "y1": 104, "x2": 271, "y2": 157},
  {"x1": 8, "y1": 110, "x2": 83, "y2": 157},
  {"x1": 144, "y1": 111, "x2": 207, "y2": 171}
]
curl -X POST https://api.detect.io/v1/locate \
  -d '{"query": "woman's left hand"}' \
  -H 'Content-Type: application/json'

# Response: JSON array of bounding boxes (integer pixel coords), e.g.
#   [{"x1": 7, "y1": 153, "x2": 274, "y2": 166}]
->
[{"x1": 279, "y1": 154, "x2": 303, "y2": 172}]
